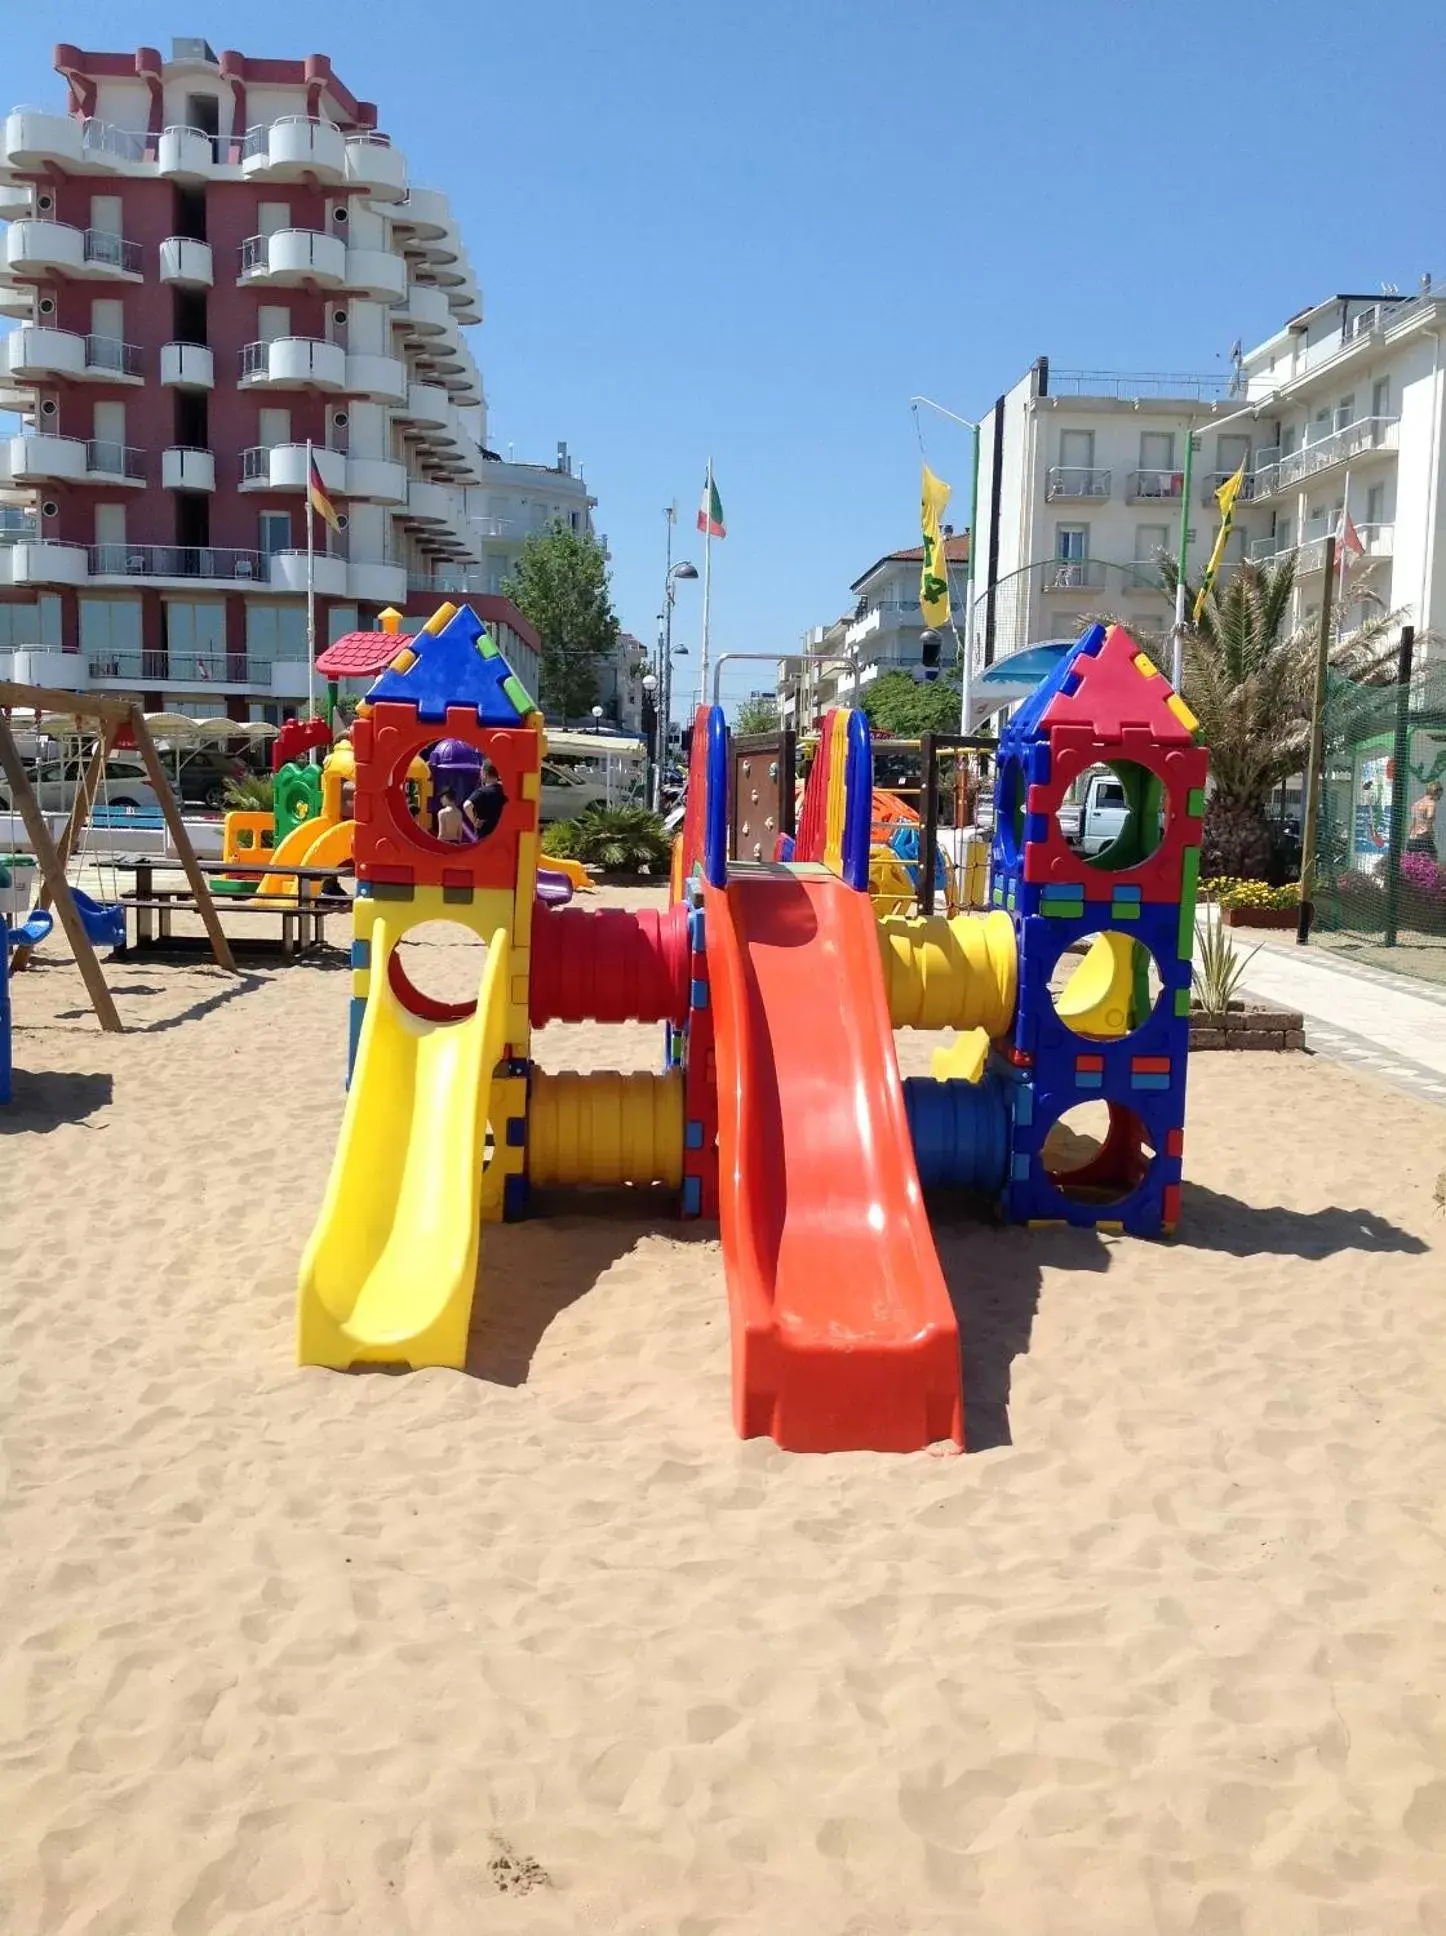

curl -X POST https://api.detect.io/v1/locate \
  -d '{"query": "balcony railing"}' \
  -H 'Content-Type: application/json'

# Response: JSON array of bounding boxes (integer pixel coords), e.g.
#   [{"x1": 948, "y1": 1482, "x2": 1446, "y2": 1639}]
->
[
  {"x1": 1047, "y1": 370, "x2": 1235, "y2": 401},
  {"x1": 1122, "y1": 559, "x2": 1168, "y2": 593},
  {"x1": 1200, "y1": 468, "x2": 1256, "y2": 504},
  {"x1": 1045, "y1": 466, "x2": 1110, "y2": 500},
  {"x1": 87, "y1": 651, "x2": 273, "y2": 685},
  {"x1": 85, "y1": 440, "x2": 145, "y2": 480},
  {"x1": 85, "y1": 333, "x2": 142, "y2": 377},
  {"x1": 0, "y1": 514, "x2": 38, "y2": 545},
  {"x1": 1250, "y1": 415, "x2": 1398, "y2": 498},
  {"x1": 1250, "y1": 523, "x2": 1395, "y2": 578},
  {"x1": 88, "y1": 544, "x2": 266, "y2": 581},
  {"x1": 80, "y1": 117, "x2": 146, "y2": 163},
  {"x1": 1040, "y1": 559, "x2": 1108, "y2": 592},
  {"x1": 1126, "y1": 468, "x2": 1185, "y2": 501},
  {"x1": 83, "y1": 227, "x2": 141, "y2": 274}
]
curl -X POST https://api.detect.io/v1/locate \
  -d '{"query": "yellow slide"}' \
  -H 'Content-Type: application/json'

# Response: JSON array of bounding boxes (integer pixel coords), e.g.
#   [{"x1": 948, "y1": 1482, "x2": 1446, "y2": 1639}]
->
[
  {"x1": 258, "y1": 816, "x2": 354, "y2": 899},
  {"x1": 297, "y1": 917, "x2": 510, "y2": 1369}
]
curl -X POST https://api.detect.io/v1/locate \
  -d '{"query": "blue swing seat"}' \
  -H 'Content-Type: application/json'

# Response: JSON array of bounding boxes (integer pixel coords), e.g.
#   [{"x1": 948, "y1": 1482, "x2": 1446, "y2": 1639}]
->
[{"x1": 71, "y1": 888, "x2": 127, "y2": 950}]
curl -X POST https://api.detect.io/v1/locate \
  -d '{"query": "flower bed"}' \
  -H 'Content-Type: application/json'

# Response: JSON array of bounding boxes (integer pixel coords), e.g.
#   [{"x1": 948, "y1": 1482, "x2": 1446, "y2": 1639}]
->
[
  {"x1": 1190, "y1": 999, "x2": 1305, "y2": 1051},
  {"x1": 1223, "y1": 905, "x2": 1298, "y2": 930}
]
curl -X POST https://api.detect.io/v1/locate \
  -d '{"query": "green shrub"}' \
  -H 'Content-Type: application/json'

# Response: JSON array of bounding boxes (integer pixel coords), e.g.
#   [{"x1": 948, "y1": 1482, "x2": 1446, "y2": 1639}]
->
[
  {"x1": 542, "y1": 818, "x2": 583, "y2": 859},
  {"x1": 557, "y1": 805, "x2": 672, "y2": 874},
  {"x1": 1191, "y1": 917, "x2": 1260, "y2": 1016},
  {"x1": 223, "y1": 772, "x2": 275, "y2": 812}
]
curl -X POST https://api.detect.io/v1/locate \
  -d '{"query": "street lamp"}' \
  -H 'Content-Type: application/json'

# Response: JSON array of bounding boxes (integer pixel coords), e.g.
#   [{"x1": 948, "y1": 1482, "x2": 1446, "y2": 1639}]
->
[
  {"x1": 654, "y1": 557, "x2": 699, "y2": 807},
  {"x1": 590, "y1": 704, "x2": 604, "y2": 734},
  {"x1": 641, "y1": 672, "x2": 659, "y2": 806}
]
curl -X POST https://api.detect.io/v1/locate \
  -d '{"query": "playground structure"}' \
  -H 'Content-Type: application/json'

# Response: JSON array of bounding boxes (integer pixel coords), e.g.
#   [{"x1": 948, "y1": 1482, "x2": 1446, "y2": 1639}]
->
[
  {"x1": 298, "y1": 608, "x2": 1206, "y2": 1453},
  {"x1": 0, "y1": 683, "x2": 234, "y2": 1037}
]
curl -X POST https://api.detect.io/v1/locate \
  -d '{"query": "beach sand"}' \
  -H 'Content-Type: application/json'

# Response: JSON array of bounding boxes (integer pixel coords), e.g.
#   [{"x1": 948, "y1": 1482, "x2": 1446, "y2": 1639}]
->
[{"x1": 1, "y1": 887, "x2": 1444, "y2": 1934}]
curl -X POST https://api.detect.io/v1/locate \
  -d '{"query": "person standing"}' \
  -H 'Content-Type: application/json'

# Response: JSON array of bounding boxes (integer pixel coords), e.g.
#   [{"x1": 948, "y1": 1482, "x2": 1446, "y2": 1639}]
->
[
  {"x1": 1407, "y1": 779, "x2": 1442, "y2": 858},
  {"x1": 464, "y1": 760, "x2": 508, "y2": 840}
]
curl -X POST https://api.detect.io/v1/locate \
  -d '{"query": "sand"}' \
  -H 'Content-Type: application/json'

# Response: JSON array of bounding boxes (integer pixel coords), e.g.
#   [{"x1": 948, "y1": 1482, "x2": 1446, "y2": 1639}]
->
[{"x1": 2, "y1": 886, "x2": 1445, "y2": 1935}]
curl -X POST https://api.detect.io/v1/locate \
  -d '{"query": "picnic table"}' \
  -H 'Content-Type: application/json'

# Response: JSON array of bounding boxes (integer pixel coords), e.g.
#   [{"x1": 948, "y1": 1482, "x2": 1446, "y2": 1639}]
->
[{"x1": 111, "y1": 857, "x2": 351, "y2": 960}]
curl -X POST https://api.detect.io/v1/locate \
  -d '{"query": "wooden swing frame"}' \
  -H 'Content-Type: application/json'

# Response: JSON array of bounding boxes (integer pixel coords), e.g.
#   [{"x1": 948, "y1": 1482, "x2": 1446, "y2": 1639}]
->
[{"x1": 0, "y1": 683, "x2": 236, "y2": 1032}]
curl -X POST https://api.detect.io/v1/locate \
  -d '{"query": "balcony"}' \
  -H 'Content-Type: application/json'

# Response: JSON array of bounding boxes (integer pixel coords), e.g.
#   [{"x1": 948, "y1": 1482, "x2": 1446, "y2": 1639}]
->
[
  {"x1": 4, "y1": 220, "x2": 142, "y2": 281},
  {"x1": 159, "y1": 235, "x2": 213, "y2": 286},
  {"x1": 161, "y1": 447, "x2": 215, "y2": 492},
  {"x1": 1122, "y1": 560, "x2": 1168, "y2": 595},
  {"x1": 1249, "y1": 416, "x2": 1399, "y2": 500},
  {"x1": 343, "y1": 247, "x2": 406, "y2": 303},
  {"x1": 348, "y1": 557, "x2": 407, "y2": 604},
  {"x1": 396, "y1": 380, "x2": 451, "y2": 429},
  {"x1": 399, "y1": 281, "x2": 450, "y2": 335},
  {"x1": 85, "y1": 440, "x2": 146, "y2": 485},
  {"x1": 344, "y1": 352, "x2": 407, "y2": 402},
  {"x1": 157, "y1": 124, "x2": 215, "y2": 178},
  {"x1": 239, "y1": 116, "x2": 345, "y2": 182},
  {"x1": 2, "y1": 325, "x2": 84, "y2": 381},
  {"x1": 2, "y1": 108, "x2": 85, "y2": 171},
  {"x1": 0, "y1": 540, "x2": 88, "y2": 587},
  {"x1": 343, "y1": 131, "x2": 407, "y2": 201},
  {"x1": 239, "y1": 443, "x2": 345, "y2": 493},
  {"x1": 1200, "y1": 469, "x2": 1256, "y2": 505},
  {"x1": 0, "y1": 179, "x2": 32, "y2": 221},
  {"x1": 401, "y1": 479, "x2": 454, "y2": 525},
  {"x1": 392, "y1": 184, "x2": 450, "y2": 241},
  {"x1": 239, "y1": 228, "x2": 346, "y2": 288},
  {"x1": 1126, "y1": 468, "x2": 1185, "y2": 503},
  {"x1": 1040, "y1": 559, "x2": 1108, "y2": 593},
  {"x1": 82, "y1": 334, "x2": 143, "y2": 381},
  {"x1": 79, "y1": 118, "x2": 146, "y2": 167},
  {"x1": 238, "y1": 336, "x2": 346, "y2": 391},
  {"x1": 160, "y1": 341, "x2": 214, "y2": 389},
  {"x1": 345, "y1": 456, "x2": 408, "y2": 502},
  {"x1": 87, "y1": 651, "x2": 274, "y2": 690},
  {"x1": 471, "y1": 514, "x2": 519, "y2": 540},
  {"x1": 266, "y1": 549, "x2": 348, "y2": 596},
  {"x1": 87, "y1": 544, "x2": 265, "y2": 584},
  {"x1": 1251, "y1": 523, "x2": 1395, "y2": 579},
  {"x1": 1045, "y1": 466, "x2": 1110, "y2": 501},
  {"x1": 0, "y1": 432, "x2": 87, "y2": 484}
]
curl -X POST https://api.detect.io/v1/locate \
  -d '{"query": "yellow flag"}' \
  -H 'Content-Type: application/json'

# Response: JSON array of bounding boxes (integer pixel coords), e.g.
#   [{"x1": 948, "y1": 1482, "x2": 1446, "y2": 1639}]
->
[
  {"x1": 1192, "y1": 460, "x2": 1246, "y2": 621},
  {"x1": 919, "y1": 463, "x2": 952, "y2": 628}
]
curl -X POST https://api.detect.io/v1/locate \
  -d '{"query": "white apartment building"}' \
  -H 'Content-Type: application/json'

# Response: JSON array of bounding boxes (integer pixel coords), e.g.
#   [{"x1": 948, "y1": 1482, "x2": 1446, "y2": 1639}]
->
[
  {"x1": 0, "y1": 38, "x2": 595, "y2": 716},
  {"x1": 779, "y1": 535, "x2": 969, "y2": 729},
  {"x1": 967, "y1": 361, "x2": 1249, "y2": 698},
  {"x1": 1233, "y1": 279, "x2": 1445, "y2": 645}
]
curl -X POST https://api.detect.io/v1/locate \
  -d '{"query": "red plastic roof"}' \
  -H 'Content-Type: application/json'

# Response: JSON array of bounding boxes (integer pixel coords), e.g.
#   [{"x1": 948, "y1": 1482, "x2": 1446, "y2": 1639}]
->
[{"x1": 315, "y1": 630, "x2": 403, "y2": 678}]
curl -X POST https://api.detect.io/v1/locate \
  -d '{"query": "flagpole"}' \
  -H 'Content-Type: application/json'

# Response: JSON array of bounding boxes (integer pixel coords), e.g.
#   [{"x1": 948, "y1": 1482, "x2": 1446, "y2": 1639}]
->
[
  {"x1": 1336, "y1": 467, "x2": 1353, "y2": 626},
  {"x1": 699, "y1": 456, "x2": 713, "y2": 711},
  {"x1": 305, "y1": 435, "x2": 317, "y2": 722},
  {"x1": 1170, "y1": 425, "x2": 1196, "y2": 688}
]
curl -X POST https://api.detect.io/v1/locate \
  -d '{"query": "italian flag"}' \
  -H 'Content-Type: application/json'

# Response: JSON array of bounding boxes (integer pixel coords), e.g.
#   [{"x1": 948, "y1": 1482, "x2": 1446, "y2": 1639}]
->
[{"x1": 697, "y1": 469, "x2": 725, "y2": 539}]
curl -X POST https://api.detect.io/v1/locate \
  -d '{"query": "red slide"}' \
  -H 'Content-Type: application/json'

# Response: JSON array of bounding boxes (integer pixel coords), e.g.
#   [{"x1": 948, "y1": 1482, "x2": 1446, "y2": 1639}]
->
[{"x1": 705, "y1": 866, "x2": 963, "y2": 1453}]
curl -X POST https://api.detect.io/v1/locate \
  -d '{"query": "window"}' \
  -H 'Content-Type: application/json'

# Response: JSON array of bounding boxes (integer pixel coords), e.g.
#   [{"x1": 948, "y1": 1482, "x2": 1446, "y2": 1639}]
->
[
  {"x1": 1334, "y1": 394, "x2": 1355, "y2": 431},
  {"x1": 90, "y1": 296, "x2": 124, "y2": 343},
  {"x1": 79, "y1": 596, "x2": 142, "y2": 658},
  {"x1": 1139, "y1": 431, "x2": 1174, "y2": 471},
  {"x1": 1216, "y1": 434, "x2": 1249, "y2": 477},
  {"x1": 164, "y1": 600, "x2": 225, "y2": 662},
  {"x1": 0, "y1": 603, "x2": 39, "y2": 649},
  {"x1": 1371, "y1": 377, "x2": 1391, "y2": 420},
  {"x1": 1059, "y1": 429, "x2": 1094, "y2": 470},
  {"x1": 257, "y1": 408, "x2": 290, "y2": 449},
  {"x1": 246, "y1": 602, "x2": 306, "y2": 664},
  {"x1": 257, "y1": 305, "x2": 290, "y2": 342},
  {"x1": 1310, "y1": 408, "x2": 1331, "y2": 443},
  {"x1": 257, "y1": 201, "x2": 291, "y2": 237},
  {"x1": 1055, "y1": 524, "x2": 1088, "y2": 560},
  {"x1": 1135, "y1": 523, "x2": 1169, "y2": 562},
  {"x1": 327, "y1": 605, "x2": 358, "y2": 645},
  {"x1": 89, "y1": 193, "x2": 122, "y2": 240},
  {"x1": 1366, "y1": 483, "x2": 1385, "y2": 525},
  {"x1": 94, "y1": 503, "x2": 126, "y2": 547},
  {"x1": 258, "y1": 512, "x2": 291, "y2": 557}
]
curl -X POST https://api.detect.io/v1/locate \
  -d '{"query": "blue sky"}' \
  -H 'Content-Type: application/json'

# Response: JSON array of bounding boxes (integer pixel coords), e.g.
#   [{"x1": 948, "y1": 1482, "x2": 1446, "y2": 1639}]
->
[{"x1": 6, "y1": 0, "x2": 1441, "y2": 712}]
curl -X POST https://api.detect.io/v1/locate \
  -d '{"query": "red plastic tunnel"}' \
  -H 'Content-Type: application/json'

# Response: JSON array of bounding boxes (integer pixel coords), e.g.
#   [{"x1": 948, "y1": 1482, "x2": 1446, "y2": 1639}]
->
[{"x1": 529, "y1": 904, "x2": 691, "y2": 1028}]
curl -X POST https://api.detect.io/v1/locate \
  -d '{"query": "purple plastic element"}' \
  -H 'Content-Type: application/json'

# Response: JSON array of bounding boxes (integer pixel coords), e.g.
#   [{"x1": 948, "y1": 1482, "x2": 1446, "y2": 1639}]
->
[
  {"x1": 536, "y1": 869, "x2": 575, "y2": 906},
  {"x1": 426, "y1": 737, "x2": 483, "y2": 835}
]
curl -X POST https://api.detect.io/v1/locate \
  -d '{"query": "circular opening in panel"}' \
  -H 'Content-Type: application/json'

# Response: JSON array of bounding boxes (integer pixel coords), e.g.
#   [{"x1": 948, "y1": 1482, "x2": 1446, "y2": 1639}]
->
[
  {"x1": 391, "y1": 738, "x2": 510, "y2": 851},
  {"x1": 388, "y1": 921, "x2": 488, "y2": 1021},
  {"x1": 996, "y1": 756, "x2": 1026, "y2": 864},
  {"x1": 1048, "y1": 932, "x2": 1164, "y2": 1042},
  {"x1": 1042, "y1": 1102, "x2": 1157, "y2": 1207},
  {"x1": 1056, "y1": 760, "x2": 1167, "y2": 872}
]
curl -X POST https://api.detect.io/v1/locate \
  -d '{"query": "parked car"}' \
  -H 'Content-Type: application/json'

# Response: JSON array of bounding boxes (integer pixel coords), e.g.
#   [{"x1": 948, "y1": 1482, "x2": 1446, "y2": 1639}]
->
[
  {"x1": 171, "y1": 748, "x2": 247, "y2": 810},
  {"x1": 539, "y1": 755, "x2": 644, "y2": 823},
  {"x1": 0, "y1": 755, "x2": 162, "y2": 816}
]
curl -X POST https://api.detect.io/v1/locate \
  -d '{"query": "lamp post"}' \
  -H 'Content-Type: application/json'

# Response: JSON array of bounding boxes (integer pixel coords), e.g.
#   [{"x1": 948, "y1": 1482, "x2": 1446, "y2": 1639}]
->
[
  {"x1": 641, "y1": 672, "x2": 659, "y2": 808},
  {"x1": 590, "y1": 704, "x2": 604, "y2": 734},
  {"x1": 659, "y1": 557, "x2": 698, "y2": 801}
]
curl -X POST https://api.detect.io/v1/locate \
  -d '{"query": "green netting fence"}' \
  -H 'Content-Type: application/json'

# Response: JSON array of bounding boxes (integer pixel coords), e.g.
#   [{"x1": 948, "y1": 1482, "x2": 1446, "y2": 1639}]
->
[{"x1": 1315, "y1": 659, "x2": 1446, "y2": 965}]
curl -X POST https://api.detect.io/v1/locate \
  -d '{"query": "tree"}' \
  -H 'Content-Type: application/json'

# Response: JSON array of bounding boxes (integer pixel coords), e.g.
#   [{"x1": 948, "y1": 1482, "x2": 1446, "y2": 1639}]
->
[
  {"x1": 1158, "y1": 556, "x2": 1404, "y2": 878},
  {"x1": 859, "y1": 670, "x2": 963, "y2": 737},
  {"x1": 733, "y1": 693, "x2": 780, "y2": 734},
  {"x1": 502, "y1": 522, "x2": 619, "y2": 719}
]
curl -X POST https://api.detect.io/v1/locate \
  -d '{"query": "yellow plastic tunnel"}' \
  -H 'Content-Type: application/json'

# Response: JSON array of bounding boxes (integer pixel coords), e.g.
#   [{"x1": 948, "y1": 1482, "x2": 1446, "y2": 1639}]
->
[
  {"x1": 528, "y1": 1070, "x2": 685, "y2": 1190},
  {"x1": 876, "y1": 910, "x2": 1018, "y2": 1037}
]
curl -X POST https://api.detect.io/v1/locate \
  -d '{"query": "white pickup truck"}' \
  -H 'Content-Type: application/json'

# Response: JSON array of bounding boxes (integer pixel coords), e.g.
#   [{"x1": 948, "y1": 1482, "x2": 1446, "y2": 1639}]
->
[{"x1": 1058, "y1": 769, "x2": 1131, "y2": 856}]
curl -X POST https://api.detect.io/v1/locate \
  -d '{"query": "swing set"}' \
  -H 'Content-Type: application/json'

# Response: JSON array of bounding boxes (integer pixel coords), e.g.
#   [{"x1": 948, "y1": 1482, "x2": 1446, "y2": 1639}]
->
[{"x1": 0, "y1": 681, "x2": 235, "y2": 1033}]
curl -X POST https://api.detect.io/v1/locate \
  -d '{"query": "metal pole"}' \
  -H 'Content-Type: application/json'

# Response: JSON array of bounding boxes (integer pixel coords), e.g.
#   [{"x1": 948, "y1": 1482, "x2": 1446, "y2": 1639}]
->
[
  {"x1": 659, "y1": 506, "x2": 675, "y2": 797},
  {"x1": 1295, "y1": 532, "x2": 1338, "y2": 945},
  {"x1": 919, "y1": 732, "x2": 938, "y2": 915},
  {"x1": 1171, "y1": 426, "x2": 1196, "y2": 689},
  {"x1": 305, "y1": 435, "x2": 316, "y2": 721},
  {"x1": 1382, "y1": 624, "x2": 1416, "y2": 949},
  {"x1": 699, "y1": 458, "x2": 713, "y2": 710},
  {"x1": 960, "y1": 420, "x2": 980, "y2": 735}
]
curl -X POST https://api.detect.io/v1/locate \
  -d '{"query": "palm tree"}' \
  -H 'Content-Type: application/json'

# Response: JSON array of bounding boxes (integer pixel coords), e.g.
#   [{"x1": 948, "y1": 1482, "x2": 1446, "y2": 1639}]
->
[{"x1": 1158, "y1": 556, "x2": 1405, "y2": 878}]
